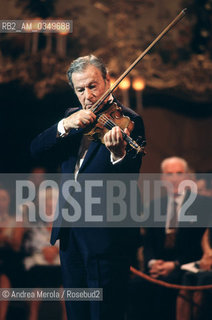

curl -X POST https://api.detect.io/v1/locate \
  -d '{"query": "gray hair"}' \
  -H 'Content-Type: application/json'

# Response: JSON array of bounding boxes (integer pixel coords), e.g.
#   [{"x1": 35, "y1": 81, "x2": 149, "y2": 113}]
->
[
  {"x1": 161, "y1": 157, "x2": 189, "y2": 173},
  {"x1": 67, "y1": 54, "x2": 107, "y2": 88}
]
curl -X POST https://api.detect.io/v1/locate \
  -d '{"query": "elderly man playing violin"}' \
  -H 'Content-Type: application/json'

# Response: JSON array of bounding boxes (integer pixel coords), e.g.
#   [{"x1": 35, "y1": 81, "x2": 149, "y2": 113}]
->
[{"x1": 31, "y1": 55, "x2": 145, "y2": 320}]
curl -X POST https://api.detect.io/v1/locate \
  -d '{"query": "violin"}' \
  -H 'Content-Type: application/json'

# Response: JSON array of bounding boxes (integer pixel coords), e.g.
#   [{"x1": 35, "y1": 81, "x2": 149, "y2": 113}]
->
[
  {"x1": 85, "y1": 9, "x2": 187, "y2": 156},
  {"x1": 85, "y1": 100, "x2": 145, "y2": 155}
]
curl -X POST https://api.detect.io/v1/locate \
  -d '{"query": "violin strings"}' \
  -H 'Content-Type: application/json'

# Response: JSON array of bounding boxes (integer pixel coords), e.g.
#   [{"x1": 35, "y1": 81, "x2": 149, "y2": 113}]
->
[
  {"x1": 99, "y1": 115, "x2": 130, "y2": 138},
  {"x1": 99, "y1": 115, "x2": 141, "y2": 149},
  {"x1": 99, "y1": 115, "x2": 115, "y2": 130},
  {"x1": 99, "y1": 115, "x2": 128, "y2": 137},
  {"x1": 98, "y1": 114, "x2": 136, "y2": 146}
]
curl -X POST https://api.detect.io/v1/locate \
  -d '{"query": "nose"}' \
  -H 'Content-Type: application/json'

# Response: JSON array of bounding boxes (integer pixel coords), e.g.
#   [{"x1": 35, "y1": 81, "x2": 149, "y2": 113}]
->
[{"x1": 85, "y1": 88, "x2": 93, "y2": 101}]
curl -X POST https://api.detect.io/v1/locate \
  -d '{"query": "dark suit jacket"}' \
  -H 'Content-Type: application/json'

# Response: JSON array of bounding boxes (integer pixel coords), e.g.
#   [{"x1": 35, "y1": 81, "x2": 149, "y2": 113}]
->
[
  {"x1": 143, "y1": 192, "x2": 212, "y2": 271},
  {"x1": 31, "y1": 100, "x2": 145, "y2": 256}
]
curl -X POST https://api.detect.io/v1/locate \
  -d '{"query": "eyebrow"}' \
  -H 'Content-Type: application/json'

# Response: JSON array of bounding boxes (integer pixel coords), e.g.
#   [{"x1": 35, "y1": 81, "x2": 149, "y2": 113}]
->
[
  {"x1": 165, "y1": 171, "x2": 185, "y2": 174},
  {"x1": 75, "y1": 81, "x2": 98, "y2": 89}
]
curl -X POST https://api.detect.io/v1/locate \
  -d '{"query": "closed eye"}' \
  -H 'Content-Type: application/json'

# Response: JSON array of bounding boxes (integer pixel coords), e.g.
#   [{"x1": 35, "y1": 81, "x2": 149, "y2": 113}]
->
[
  {"x1": 77, "y1": 88, "x2": 84, "y2": 93},
  {"x1": 89, "y1": 84, "x2": 97, "y2": 90}
]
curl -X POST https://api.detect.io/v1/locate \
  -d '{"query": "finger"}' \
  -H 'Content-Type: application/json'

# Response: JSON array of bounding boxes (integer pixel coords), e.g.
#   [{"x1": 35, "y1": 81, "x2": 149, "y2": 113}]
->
[
  {"x1": 106, "y1": 128, "x2": 115, "y2": 146},
  {"x1": 77, "y1": 120, "x2": 86, "y2": 128},
  {"x1": 80, "y1": 113, "x2": 94, "y2": 123},
  {"x1": 103, "y1": 131, "x2": 111, "y2": 146},
  {"x1": 80, "y1": 118, "x2": 92, "y2": 128},
  {"x1": 87, "y1": 114, "x2": 96, "y2": 124},
  {"x1": 113, "y1": 126, "x2": 122, "y2": 145},
  {"x1": 78, "y1": 110, "x2": 91, "y2": 121},
  {"x1": 81, "y1": 119, "x2": 91, "y2": 126},
  {"x1": 124, "y1": 128, "x2": 130, "y2": 136},
  {"x1": 118, "y1": 127, "x2": 128, "y2": 147},
  {"x1": 112, "y1": 127, "x2": 118, "y2": 145},
  {"x1": 86, "y1": 110, "x2": 96, "y2": 121},
  {"x1": 78, "y1": 114, "x2": 96, "y2": 127}
]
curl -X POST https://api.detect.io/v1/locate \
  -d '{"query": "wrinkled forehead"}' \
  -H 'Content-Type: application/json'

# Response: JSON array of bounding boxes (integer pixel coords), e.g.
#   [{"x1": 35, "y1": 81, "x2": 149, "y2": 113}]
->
[
  {"x1": 72, "y1": 65, "x2": 104, "y2": 87},
  {"x1": 163, "y1": 161, "x2": 186, "y2": 173}
]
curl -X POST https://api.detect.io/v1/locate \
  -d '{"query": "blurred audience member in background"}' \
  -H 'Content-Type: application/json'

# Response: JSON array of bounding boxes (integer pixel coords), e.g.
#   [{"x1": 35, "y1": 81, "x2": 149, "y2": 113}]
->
[
  {"x1": 128, "y1": 157, "x2": 211, "y2": 320},
  {"x1": 177, "y1": 228, "x2": 212, "y2": 320},
  {"x1": 0, "y1": 187, "x2": 24, "y2": 320},
  {"x1": 22, "y1": 187, "x2": 66, "y2": 320}
]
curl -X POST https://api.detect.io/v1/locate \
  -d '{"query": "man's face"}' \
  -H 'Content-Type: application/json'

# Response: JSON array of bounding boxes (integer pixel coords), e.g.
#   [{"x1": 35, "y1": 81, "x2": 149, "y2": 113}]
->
[
  {"x1": 162, "y1": 160, "x2": 187, "y2": 195},
  {"x1": 0, "y1": 190, "x2": 10, "y2": 213},
  {"x1": 71, "y1": 65, "x2": 110, "y2": 109}
]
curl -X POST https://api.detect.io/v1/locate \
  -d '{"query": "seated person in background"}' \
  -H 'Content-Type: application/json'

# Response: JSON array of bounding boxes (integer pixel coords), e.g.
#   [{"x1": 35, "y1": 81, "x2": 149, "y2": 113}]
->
[
  {"x1": 177, "y1": 228, "x2": 212, "y2": 320},
  {"x1": 197, "y1": 228, "x2": 212, "y2": 320},
  {"x1": 144, "y1": 157, "x2": 206, "y2": 279},
  {"x1": 128, "y1": 157, "x2": 211, "y2": 320},
  {"x1": 22, "y1": 187, "x2": 66, "y2": 320},
  {"x1": 0, "y1": 187, "x2": 24, "y2": 320},
  {"x1": 200, "y1": 228, "x2": 212, "y2": 270},
  {"x1": 196, "y1": 178, "x2": 212, "y2": 197},
  {"x1": 0, "y1": 187, "x2": 23, "y2": 252},
  {"x1": 23, "y1": 187, "x2": 60, "y2": 275}
]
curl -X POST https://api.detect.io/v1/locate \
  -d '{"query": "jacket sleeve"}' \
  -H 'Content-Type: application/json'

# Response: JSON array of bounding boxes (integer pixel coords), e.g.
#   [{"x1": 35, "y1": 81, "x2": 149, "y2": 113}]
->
[
  {"x1": 30, "y1": 107, "x2": 79, "y2": 164},
  {"x1": 112, "y1": 115, "x2": 145, "y2": 173}
]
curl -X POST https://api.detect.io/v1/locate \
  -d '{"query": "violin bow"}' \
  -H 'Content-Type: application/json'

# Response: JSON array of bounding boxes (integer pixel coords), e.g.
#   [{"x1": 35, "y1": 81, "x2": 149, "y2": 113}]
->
[{"x1": 91, "y1": 8, "x2": 187, "y2": 113}]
